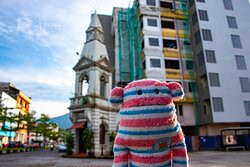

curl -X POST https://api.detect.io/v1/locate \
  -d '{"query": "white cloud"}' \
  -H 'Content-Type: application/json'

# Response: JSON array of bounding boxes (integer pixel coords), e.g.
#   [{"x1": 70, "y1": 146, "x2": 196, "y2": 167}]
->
[
  {"x1": 30, "y1": 100, "x2": 70, "y2": 118},
  {"x1": 0, "y1": 0, "x2": 131, "y2": 117}
]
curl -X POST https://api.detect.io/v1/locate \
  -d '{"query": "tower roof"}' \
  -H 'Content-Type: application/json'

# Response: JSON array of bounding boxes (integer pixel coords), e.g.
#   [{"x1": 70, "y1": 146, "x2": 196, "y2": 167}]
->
[{"x1": 86, "y1": 12, "x2": 104, "y2": 33}]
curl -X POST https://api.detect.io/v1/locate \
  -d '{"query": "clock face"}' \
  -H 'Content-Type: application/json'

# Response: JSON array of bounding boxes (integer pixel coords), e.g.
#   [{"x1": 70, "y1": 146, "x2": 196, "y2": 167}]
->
[
  {"x1": 87, "y1": 31, "x2": 94, "y2": 41},
  {"x1": 97, "y1": 31, "x2": 104, "y2": 42},
  {"x1": 86, "y1": 29, "x2": 104, "y2": 43}
]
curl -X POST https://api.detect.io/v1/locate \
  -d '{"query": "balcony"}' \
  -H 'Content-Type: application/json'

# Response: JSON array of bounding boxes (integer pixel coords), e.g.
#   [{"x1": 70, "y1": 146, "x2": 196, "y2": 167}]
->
[
  {"x1": 163, "y1": 48, "x2": 192, "y2": 58},
  {"x1": 69, "y1": 96, "x2": 92, "y2": 110},
  {"x1": 165, "y1": 69, "x2": 195, "y2": 80},
  {"x1": 139, "y1": 5, "x2": 160, "y2": 16},
  {"x1": 162, "y1": 28, "x2": 190, "y2": 38},
  {"x1": 160, "y1": 8, "x2": 188, "y2": 19}
]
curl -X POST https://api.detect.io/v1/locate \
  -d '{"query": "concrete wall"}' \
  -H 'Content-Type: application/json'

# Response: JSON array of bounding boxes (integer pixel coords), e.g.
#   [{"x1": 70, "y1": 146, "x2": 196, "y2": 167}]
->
[{"x1": 194, "y1": 0, "x2": 250, "y2": 123}]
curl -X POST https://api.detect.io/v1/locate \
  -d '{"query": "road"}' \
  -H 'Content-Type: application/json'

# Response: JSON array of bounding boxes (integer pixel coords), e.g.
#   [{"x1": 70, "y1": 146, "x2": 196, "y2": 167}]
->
[{"x1": 0, "y1": 150, "x2": 250, "y2": 167}]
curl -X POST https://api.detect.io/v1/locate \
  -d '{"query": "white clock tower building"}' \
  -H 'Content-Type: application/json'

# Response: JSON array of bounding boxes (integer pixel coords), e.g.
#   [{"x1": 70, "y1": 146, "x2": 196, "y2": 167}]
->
[{"x1": 69, "y1": 12, "x2": 118, "y2": 157}]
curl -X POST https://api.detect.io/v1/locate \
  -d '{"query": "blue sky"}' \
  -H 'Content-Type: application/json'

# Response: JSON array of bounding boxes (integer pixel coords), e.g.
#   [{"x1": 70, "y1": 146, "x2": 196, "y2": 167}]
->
[{"x1": 0, "y1": 0, "x2": 130, "y2": 117}]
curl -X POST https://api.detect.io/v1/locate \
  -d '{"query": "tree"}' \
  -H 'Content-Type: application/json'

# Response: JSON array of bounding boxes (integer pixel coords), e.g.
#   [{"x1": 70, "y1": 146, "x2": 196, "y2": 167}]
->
[
  {"x1": 82, "y1": 128, "x2": 94, "y2": 156},
  {"x1": 109, "y1": 131, "x2": 117, "y2": 156},
  {"x1": 48, "y1": 124, "x2": 59, "y2": 142},
  {"x1": 65, "y1": 131, "x2": 74, "y2": 155},
  {"x1": 22, "y1": 110, "x2": 37, "y2": 143},
  {"x1": 37, "y1": 114, "x2": 52, "y2": 146}
]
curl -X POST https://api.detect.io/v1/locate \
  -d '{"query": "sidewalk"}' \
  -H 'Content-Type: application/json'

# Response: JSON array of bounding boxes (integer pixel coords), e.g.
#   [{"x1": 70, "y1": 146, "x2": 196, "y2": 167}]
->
[{"x1": 189, "y1": 151, "x2": 250, "y2": 167}]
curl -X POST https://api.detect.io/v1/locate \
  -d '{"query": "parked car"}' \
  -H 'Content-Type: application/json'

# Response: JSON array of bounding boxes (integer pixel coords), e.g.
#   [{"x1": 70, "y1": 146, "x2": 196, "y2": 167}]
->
[
  {"x1": 23, "y1": 142, "x2": 37, "y2": 148},
  {"x1": 7, "y1": 141, "x2": 24, "y2": 148},
  {"x1": 57, "y1": 144, "x2": 67, "y2": 152}
]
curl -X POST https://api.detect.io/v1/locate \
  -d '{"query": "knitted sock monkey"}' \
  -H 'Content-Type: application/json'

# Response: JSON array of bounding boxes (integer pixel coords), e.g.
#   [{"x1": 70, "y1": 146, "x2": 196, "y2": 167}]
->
[{"x1": 109, "y1": 79, "x2": 189, "y2": 167}]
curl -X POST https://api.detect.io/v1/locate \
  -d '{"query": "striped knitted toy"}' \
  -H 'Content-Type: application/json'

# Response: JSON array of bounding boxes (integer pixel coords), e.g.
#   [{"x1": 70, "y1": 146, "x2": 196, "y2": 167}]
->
[{"x1": 109, "y1": 79, "x2": 189, "y2": 167}]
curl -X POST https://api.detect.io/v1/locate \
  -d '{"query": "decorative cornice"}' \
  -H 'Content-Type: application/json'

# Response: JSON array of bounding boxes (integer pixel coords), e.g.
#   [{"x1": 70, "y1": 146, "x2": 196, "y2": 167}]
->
[
  {"x1": 68, "y1": 103, "x2": 118, "y2": 112},
  {"x1": 73, "y1": 57, "x2": 114, "y2": 73}
]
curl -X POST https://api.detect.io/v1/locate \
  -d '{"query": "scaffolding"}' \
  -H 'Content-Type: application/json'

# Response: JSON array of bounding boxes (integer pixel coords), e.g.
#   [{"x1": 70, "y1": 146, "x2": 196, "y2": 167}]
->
[
  {"x1": 117, "y1": 1, "x2": 143, "y2": 84},
  {"x1": 117, "y1": 0, "x2": 199, "y2": 135}
]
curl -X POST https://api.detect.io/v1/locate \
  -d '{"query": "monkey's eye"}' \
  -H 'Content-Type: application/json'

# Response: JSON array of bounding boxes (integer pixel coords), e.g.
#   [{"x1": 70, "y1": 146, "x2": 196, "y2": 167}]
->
[
  {"x1": 155, "y1": 89, "x2": 160, "y2": 94},
  {"x1": 137, "y1": 90, "x2": 142, "y2": 95}
]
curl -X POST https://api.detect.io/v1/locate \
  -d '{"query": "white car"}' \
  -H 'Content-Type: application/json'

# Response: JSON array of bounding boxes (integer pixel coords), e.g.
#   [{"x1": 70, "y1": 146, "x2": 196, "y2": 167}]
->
[{"x1": 57, "y1": 144, "x2": 67, "y2": 152}]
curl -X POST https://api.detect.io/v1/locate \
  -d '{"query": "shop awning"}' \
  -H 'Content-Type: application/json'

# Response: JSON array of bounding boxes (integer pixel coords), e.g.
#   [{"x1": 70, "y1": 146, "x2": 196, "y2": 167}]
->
[{"x1": 70, "y1": 122, "x2": 86, "y2": 129}]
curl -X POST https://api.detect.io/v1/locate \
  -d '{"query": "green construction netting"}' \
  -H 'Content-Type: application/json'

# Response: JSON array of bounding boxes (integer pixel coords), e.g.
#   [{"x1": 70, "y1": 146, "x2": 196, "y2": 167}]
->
[{"x1": 118, "y1": 1, "x2": 143, "y2": 83}]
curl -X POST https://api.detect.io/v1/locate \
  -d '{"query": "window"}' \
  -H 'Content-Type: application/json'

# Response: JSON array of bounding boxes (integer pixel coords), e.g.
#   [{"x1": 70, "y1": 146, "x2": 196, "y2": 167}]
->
[
  {"x1": 198, "y1": 51, "x2": 205, "y2": 66},
  {"x1": 202, "y1": 29, "x2": 213, "y2": 41},
  {"x1": 213, "y1": 97, "x2": 224, "y2": 112},
  {"x1": 148, "y1": 18, "x2": 157, "y2": 27},
  {"x1": 163, "y1": 39, "x2": 177, "y2": 48},
  {"x1": 188, "y1": 0, "x2": 194, "y2": 7},
  {"x1": 205, "y1": 50, "x2": 216, "y2": 63},
  {"x1": 235, "y1": 55, "x2": 247, "y2": 70},
  {"x1": 149, "y1": 38, "x2": 159, "y2": 46},
  {"x1": 146, "y1": 0, "x2": 156, "y2": 6},
  {"x1": 198, "y1": 10, "x2": 209, "y2": 21},
  {"x1": 239, "y1": 77, "x2": 250, "y2": 92},
  {"x1": 191, "y1": 11, "x2": 198, "y2": 25},
  {"x1": 141, "y1": 19, "x2": 144, "y2": 29},
  {"x1": 188, "y1": 82, "x2": 196, "y2": 92},
  {"x1": 186, "y1": 60, "x2": 194, "y2": 70},
  {"x1": 142, "y1": 39, "x2": 145, "y2": 49},
  {"x1": 223, "y1": 0, "x2": 233, "y2": 10},
  {"x1": 194, "y1": 30, "x2": 201, "y2": 45},
  {"x1": 203, "y1": 99, "x2": 211, "y2": 115},
  {"x1": 160, "y1": 1, "x2": 173, "y2": 9},
  {"x1": 100, "y1": 76, "x2": 106, "y2": 97},
  {"x1": 244, "y1": 101, "x2": 250, "y2": 116},
  {"x1": 143, "y1": 60, "x2": 146, "y2": 70},
  {"x1": 165, "y1": 59, "x2": 180, "y2": 69},
  {"x1": 161, "y1": 20, "x2": 175, "y2": 29},
  {"x1": 227, "y1": 16, "x2": 238, "y2": 29},
  {"x1": 209, "y1": 73, "x2": 220, "y2": 87},
  {"x1": 231, "y1": 35, "x2": 242, "y2": 48},
  {"x1": 197, "y1": 0, "x2": 205, "y2": 2},
  {"x1": 177, "y1": 104, "x2": 183, "y2": 116},
  {"x1": 80, "y1": 75, "x2": 89, "y2": 96},
  {"x1": 150, "y1": 58, "x2": 161, "y2": 68}
]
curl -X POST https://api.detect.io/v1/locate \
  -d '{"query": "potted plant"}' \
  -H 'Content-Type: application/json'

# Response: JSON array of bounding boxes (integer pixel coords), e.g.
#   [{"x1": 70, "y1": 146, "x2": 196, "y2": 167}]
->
[
  {"x1": 82, "y1": 128, "x2": 94, "y2": 157},
  {"x1": 109, "y1": 131, "x2": 117, "y2": 156},
  {"x1": 65, "y1": 131, "x2": 74, "y2": 155}
]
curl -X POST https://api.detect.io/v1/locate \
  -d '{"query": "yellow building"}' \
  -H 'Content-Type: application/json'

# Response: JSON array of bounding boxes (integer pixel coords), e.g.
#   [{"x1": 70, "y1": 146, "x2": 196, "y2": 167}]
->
[
  {"x1": 0, "y1": 82, "x2": 31, "y2": 143},
  {"x1": 15, "y1": 91, "x2": 32, "y2": 143}
]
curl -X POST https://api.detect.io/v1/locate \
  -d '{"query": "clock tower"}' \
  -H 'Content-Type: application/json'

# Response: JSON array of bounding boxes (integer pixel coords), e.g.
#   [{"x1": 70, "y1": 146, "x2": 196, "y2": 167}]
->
[
  {"x1": 69, "y1": 12, "x2": 118, "y2": 157},
  {"x1": 86, "y1": 12, "x2": 105, "y2": 44}
]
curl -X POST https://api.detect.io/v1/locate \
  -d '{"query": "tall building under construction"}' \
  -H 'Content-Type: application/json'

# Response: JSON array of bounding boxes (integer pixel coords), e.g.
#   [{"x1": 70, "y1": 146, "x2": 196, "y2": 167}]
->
[
  {"x1": 113, "y1": 0, "x2": 198, "y2": 136},
  {"x1": 112, "y1": 0, "x2": 250, "y2": 136}
]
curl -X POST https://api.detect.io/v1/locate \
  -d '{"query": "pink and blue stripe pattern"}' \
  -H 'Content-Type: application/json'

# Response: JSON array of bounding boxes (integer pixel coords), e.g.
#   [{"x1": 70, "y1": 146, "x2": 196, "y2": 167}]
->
[{"x1": 110, "y1": 79, "x2": 189, "y2": 167}]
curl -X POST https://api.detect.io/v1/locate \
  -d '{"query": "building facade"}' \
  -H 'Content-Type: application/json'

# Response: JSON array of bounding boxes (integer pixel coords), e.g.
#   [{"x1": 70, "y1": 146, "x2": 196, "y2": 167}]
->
[
  {"x1": 0, "y1": 92, "x2": 18, "y2": 147},
  {"x1": 69, "y1": 13, "x2": 119, "y2": 156},
  {"x1": 188, "y1": 0, "x2": 250, "y2": 135},
  {"x1": 0, "y1": 82, "x2": 31, "y2": 144},
  {"x1": 113, "y1": 0, "x2": 198, "y2": 136}
]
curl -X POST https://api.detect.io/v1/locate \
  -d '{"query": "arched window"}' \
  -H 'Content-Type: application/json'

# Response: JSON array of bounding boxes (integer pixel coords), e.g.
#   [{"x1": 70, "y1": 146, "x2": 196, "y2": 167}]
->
[
  {"x1": 99, "y1": 123, "x2": 106, "y2": 145},
  {"x1": 80, "y1": 75, "x2": 89, "y2": 96},
  {"x1": 100, "y1": 76, "x2": 106, "y2": 97}
]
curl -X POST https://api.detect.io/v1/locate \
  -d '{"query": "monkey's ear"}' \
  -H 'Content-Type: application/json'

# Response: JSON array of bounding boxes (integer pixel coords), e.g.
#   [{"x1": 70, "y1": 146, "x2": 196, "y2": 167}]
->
[
  {"x1": 109, "y1": 87, "x2": 124, "y2": 106},
  {"x1": 167, "y1": 82, "x2": 184, "y2": 101}
]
